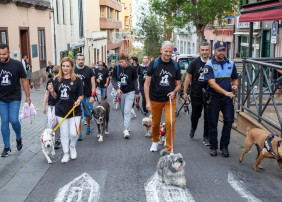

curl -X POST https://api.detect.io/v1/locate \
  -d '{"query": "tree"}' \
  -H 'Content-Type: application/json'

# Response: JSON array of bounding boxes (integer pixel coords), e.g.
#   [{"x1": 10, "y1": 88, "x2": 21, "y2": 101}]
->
[
  {"x1": 137, "y1": 12, "x2": 164, "y2": 58},
  {"x1": 150, "y1": 0, "x2": 239, "y2": 45}
]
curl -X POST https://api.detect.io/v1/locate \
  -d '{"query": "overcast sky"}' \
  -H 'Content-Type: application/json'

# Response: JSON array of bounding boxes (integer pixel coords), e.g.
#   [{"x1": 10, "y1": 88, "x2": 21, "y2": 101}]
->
[{"x1": 132, "y1": 0, "x2": 149, "y2": 28}]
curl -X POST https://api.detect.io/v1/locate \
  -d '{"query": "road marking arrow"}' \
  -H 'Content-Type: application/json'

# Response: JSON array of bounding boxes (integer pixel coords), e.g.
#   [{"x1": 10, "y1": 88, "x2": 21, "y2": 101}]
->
[
  {"x1": 228, "y1": 171, "x2": 262, "y2": 202},
  {"x1": 144, "y1": 172, "x2": 195, "y2": 202},
  {"x1": 54, "y1": 172, "x2": 100, "y2": 202}
]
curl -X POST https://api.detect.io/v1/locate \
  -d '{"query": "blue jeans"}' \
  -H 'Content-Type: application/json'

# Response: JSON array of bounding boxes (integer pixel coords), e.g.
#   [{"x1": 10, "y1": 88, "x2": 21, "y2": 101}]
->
[
  {"x1": 120, "y1": 91, "x2": 135, "y2": 129},
  {"x1": 207, "y1": 96, "x2": 234, "y2": 150},
  {"x1": 97, "y1": 87, "x2": 107, "y2": 99},
  {"x1": 0, "y1": 101, "x2": 21, "y2": 147}
]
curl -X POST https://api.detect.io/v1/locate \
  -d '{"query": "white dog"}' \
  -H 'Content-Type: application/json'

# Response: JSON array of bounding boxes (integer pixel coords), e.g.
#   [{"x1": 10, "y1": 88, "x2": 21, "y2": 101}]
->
[
  {"x1": 142, "y1": 115, "x2": 152, "y2": 137},
  {"x1": 41, "y1": 128, "x2": 55, "y2": 164},
  {"x1": 157, "y1": 149, "x2": 186, "y2": 189},
  {"x1": 158, "y1": 123, "x2": 166, "y2": 146}
]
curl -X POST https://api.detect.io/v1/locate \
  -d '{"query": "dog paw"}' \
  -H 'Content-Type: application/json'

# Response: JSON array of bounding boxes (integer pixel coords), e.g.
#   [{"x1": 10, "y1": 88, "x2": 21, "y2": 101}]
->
[
  {"x1": 98, "y1": 136, "x2": 103, "y2": 142},
  {"x1": 48, "y1": 160, "x2": 52, "y2": 164},
  {"x1": 97, "y1": 134, "x2": 101, "y2": 138},
  {"x1": 158, "y1": 141, "x2": 163, "y2": 145},
  {"x1": 105, "y1": 131, "x2": 109, "y2": 135},
  {"x1": 145, "y1": 134, "x2": 148, "y2": 137}
]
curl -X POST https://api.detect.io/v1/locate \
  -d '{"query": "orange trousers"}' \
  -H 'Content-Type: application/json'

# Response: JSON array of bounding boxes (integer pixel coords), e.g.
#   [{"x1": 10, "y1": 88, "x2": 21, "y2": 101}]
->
[{"x1": 151, "y1": 98, "x2": 176, "y2": 153}]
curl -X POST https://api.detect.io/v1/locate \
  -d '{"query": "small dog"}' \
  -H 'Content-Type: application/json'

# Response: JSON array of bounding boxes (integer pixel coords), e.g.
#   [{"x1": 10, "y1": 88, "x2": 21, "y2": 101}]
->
[
  {"x1": 92, "y1": 100, "x2": 110, "y2": 142},
  {"x1": 159, "y1": 123, "x2": 166, "y2": 146},
  {"x1": 157, "y1": 149, "x2": 186, "y2": 189},
  {"x1": 239, "y1": 128, "x2": 282, "y2": 173},
  {"x1": 142, "y1": 115, "x2": 152, "y2": 137},
  {"x1": 41, "y1": 128, "x2": 55, "y2": 164}
]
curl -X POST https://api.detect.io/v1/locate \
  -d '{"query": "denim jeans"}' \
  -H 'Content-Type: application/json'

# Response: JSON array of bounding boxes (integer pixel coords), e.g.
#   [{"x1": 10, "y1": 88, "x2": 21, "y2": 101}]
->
[
  {"x1": 0, "y1": 101, "x2": 21, "y2": 147},
  {"x1": 97, "y1": 87, "x2": 107, "y2": 99},
  {"x1": 120, "y1": 91, "x2": 135, "y2": 129}
]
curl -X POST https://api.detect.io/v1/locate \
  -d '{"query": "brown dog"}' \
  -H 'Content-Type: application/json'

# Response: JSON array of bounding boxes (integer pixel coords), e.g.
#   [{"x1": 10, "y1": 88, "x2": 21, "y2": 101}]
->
[{"x1": 239, "y1": 128, "x2": 282, "y2": 173}]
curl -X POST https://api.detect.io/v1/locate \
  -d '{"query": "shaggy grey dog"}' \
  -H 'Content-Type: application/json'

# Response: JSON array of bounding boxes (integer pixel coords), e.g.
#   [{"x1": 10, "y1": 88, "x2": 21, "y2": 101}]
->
[{"x1": 157, "y1": 149, "x2": 186, "y2": 189}]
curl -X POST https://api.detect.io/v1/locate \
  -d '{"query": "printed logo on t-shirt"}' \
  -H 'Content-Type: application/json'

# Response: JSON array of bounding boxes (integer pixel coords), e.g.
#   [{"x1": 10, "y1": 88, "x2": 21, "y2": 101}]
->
[
  {"x1": 198, "y1": 67, "x2": 208, "y2": 82},
  {"x1": 98, "y1": 73, "x2": 103, "y2": 81},
  {"x1": 120, "y1": 73, "x2": 128, "y2": 85},
  {"x1": 77, "y1": 74, "x2": 85, "y2": 86},
  {"x1": 143, "y1": 70, "x2": 147, "y2": 79},
  {"x1": 0, "y1": 70, "x2": 12, "y2": 86},
  {"x1": 159, "y1": 69, "x2": 172, "y2": 86},
  {"x1": 59, "y1": 83, "x2": 71, "y2": 100}
]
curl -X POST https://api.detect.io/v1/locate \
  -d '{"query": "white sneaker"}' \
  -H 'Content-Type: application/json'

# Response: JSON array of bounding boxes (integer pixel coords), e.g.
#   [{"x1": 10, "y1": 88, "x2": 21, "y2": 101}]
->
[
  {"x1": 131, "y1": 108, "x2": 136, "y2": 118},
  {"x1": 150, "y1": 142, "x2": 159, "y2": 152},
  {"x1": 61, "y1": 154, "x2": 70, "y2": 163},
  {"x1": 70, "y1": 146, "x2": 77, "y2": 160},
  {"x1": 123, "y1": 129, "x2": 130, "y2": 139}
]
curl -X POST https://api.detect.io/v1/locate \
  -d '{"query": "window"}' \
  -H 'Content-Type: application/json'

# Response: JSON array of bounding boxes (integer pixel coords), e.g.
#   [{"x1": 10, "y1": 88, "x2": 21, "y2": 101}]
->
[
  {"x1": 0, "y1": 28, "x2": 8, "y2": 45},
  {"x1": 56, "y1": 0, "x2": 60, "y2": 24},
  {"x1": 188, "y1": 42, "x2": 191, "y2": 54},
  {"x1": 69, "y1": 0, "x2": 73, "y2": 25},
  {"x1": 78, "y1": 0, "x2": 84, "y2": 38},
  {"x1": 192, "y1": 43, "x2": 195, "y2": 54},
  {"x1": 117, "y1": 11, "x2": 119, "y2": 21},
  {"x1": 184, "y1": 42, "x2": 186, "y2": 54},
  {"x1": 38, "y1": 28, "x2": 46, "y2": 68},
  {"x1": 107, "y1": 7, "x2": 110, "y2": 18},
  {"x1": 180, "y1": 41, "x2": 183, "y2": 54},
  {"x1": 62, "y1": 0, "x2": 65, "y2": 24}
]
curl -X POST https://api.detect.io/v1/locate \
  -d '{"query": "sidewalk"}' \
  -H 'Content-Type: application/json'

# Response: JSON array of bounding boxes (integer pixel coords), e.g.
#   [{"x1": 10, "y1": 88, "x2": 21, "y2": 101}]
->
[{"x1": 0, "y1": 88, "x2": 52, "y2": 196}]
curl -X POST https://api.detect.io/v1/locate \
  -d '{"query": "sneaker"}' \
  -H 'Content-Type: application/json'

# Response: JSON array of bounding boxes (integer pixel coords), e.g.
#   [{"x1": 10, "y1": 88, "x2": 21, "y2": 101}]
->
[
  {"x1": 16, "y1": 138, "x2": 23, "y2": 151},
  {"x1": 203, "y1": 138, "x2": 210, "y2": 146},
  {"x1": 61, "y1": 154, "x2": 70, "y2": 163},
  {"x1": 123, "y1": 129, "x2": 130, "y2": 139},
  {"x1": 54, "y1": 141, "x2": 61, "y2": 150},
  {"x1": 210, "y1": 149, "x2": 217, "y2": 157},
  {"x1": 70, "y1": 146, "x2": 77, "y2": 160},
  {"x1": 189, "y1": 129, "x2": 195, "y2": 139},
  {"x1": 83, "y1": 120, "x2": 87, "y2": 125},
  {"x1": 77, "y1": 133, "x2": 82, "y2": 141},
  {"x1": 221, "y1": 148, "x2": 229, "y2": 157},
  {"x1": 1, "y1": 147, "x2": 11, "y2": 157},
  {"x1": 131, "y1": 108, "x2": 136, "y2": 118},
  {"x1": 86, "y1": 126, "x2": 90, "y2": 135},
  {"x1": 150, "y1": 142, "x2": 158, "y2": 152}
]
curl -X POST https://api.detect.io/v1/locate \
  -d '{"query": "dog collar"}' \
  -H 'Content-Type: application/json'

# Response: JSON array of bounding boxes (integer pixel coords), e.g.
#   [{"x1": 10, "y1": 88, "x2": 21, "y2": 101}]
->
[
  {"x1": 96, "y1": 106, "x2": 105, "y2": 111},
  {"x1": 277, "y1": 140, "x2": 282, "y2": 148},
  {"x1": 264, "y1": 134, "x2": 281, "y2": 160}
]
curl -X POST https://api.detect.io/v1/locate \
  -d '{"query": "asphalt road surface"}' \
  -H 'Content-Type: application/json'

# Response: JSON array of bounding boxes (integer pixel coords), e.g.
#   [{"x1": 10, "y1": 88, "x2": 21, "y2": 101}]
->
[{"x1": 26, "y1": 90, "x2": 282, "y2": 202}]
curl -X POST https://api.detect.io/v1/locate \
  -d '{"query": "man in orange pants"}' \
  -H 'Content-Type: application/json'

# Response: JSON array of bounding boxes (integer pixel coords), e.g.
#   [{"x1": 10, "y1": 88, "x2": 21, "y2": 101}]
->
[{"x1": 144, "y1": 41, "x2": 181, "y2": 153}]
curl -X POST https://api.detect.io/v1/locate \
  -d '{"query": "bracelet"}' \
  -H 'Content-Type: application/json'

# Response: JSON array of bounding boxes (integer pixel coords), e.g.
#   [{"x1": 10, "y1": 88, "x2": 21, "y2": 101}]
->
[{"x1": 26, "y1": 97, "x2": 31, "y2": 100}]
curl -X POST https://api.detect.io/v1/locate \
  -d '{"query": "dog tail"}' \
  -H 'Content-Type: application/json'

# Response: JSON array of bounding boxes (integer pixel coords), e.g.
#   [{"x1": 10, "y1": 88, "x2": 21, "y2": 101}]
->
[{"x1": 160, "y1": 149, "x2": 170, "y2": 156}]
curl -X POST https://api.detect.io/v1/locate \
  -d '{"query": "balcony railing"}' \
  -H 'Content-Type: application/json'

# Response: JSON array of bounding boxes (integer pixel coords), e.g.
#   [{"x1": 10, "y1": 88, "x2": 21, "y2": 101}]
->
[
  {"x1": 15, "y1": 0, "x2": 36, "y2": 7},
  {"x1": 0, "y1": 0, "x2": 13, "y2": 4},
  {"x1": 35, "y1": 0, "x2": 50, "y2": 10}
]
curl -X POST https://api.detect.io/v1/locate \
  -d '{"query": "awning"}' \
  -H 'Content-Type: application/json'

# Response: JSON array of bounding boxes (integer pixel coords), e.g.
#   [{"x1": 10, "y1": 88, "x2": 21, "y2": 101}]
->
[{"x1": 239, "y1": 2, "x2": 282, "y2": 22}]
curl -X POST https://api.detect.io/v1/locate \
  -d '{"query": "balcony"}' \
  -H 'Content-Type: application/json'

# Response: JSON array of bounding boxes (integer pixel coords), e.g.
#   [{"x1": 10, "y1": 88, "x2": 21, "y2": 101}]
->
[
  {"x1": 107, "y1": 40, "x2": 122, "y2": 51},
  {"x1": 99, "y1": 0, "x2": 122, "y2": 12},
  {"x1": 100, "y1": 18, "x2": 122, "y2": 29},
  {"x1": 15, "y1": 0, "x2": 36, "y2": 8},
  {"x1": 0, "y1": 0, "x2": 12, "y2": 4},
  {"x1": 35, "y1": 0, "x2": 51, "y2": 10}
]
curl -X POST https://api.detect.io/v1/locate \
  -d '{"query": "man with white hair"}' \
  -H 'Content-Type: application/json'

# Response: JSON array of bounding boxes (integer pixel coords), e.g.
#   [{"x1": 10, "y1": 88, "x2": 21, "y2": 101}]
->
[{"x1": 144, "y1": 41, "x2": 181, "y2": 153}]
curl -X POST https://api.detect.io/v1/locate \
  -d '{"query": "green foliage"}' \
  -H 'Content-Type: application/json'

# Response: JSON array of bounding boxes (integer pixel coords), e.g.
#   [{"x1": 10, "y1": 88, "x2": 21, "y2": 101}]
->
[
  {"x1": 137, "y1": 9, "x2": 164, "y2": 58},
  {"x1": 150, "y1": 0, "x2": 239, "y2": 44}
]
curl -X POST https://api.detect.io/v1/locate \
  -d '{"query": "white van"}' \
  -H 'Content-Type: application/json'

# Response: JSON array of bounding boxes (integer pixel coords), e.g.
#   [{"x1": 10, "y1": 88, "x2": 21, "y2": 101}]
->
[{"x1": 172, "y1": 54, "x2": 199, "y2": 74}]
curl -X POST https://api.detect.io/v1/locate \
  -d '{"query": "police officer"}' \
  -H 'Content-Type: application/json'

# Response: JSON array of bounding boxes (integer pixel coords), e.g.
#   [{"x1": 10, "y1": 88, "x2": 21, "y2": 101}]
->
[
  {"x1": 183, "y1": 42, "x2": 210, "y2": 145},
  {"x1": 204, "y1": 41, "x2": 238, "y2": 157}
]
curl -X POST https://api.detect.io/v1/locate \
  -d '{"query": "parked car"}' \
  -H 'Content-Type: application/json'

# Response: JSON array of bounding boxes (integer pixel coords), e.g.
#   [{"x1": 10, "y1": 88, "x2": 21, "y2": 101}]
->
[{"x1": 172, "y1": 54, "x2": 199, "y2": 74}]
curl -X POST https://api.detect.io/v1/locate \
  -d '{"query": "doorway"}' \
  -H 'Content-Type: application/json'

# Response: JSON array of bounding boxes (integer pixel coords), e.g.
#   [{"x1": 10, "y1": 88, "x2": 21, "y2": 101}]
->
[
  {"x1": 20, "y1": 28, "x2": 30, "y2": 63},
  {"x1": 261, "y1": 29, "x2": 270, "y2": 57}
]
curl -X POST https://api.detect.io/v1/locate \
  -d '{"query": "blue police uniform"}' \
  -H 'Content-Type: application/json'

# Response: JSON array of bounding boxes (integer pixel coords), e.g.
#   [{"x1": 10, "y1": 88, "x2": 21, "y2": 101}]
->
[{"x1": 204, "y1": 57, "x2": 238, "y2": 151}]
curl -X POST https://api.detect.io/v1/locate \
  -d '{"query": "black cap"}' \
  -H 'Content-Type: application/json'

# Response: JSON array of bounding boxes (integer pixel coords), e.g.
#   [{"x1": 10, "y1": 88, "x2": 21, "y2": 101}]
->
[{"x1": 214, "y1": 41, "x2": 226, "y2": 50}]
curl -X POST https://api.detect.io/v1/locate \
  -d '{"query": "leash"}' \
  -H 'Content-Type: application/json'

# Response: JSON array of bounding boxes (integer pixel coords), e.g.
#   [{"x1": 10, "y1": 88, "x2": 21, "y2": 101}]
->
[
  {"x1": 169, "y1": 97, "x2": 174, "y2": 153},
  {"x1": 53, "y1": 105, "x2": 78, "y2": 132},
  {"x1": 73, "y1": 107, "x2": 80, "y2": 136}
]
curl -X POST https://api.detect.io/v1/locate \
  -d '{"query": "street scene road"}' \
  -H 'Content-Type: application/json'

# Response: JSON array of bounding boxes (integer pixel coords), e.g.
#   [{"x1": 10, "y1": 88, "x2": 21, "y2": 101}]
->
[{"x1": 0, "y1": 86, "x2": 282, "y2": 202}]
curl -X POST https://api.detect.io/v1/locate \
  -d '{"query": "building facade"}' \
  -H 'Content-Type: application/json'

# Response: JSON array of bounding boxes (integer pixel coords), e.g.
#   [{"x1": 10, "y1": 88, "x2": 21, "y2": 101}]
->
[
  {"x1": 0, "y1": 0, "x2": 53, "y2": 86},
  {"x1": 120, "y1": 0, "x2": 132, "y2": 56}
]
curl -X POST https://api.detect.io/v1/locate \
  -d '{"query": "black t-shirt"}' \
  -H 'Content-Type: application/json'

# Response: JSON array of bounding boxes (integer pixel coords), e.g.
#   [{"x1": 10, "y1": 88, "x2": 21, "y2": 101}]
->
[
  {"x1": 147, "y1": 58, "x2": 181, "y2": 102},
  {"x1": 112, "y1": 65, "x2": 137, "y2": 94},
  {"x1": 95, "y1": 68, "x2": 109, "y2": 87},
  {"x1": 187, "y1": 57, "x2": 208, "y2": 98},
  {"x1": 46, "y1": 78, "x2": 57, "y2": 106},
  {"x1": 75, "y1": 66, "x2": 95, "y2": 97},
  {"x1": 46, "y1": 65, "x2": 54, "y2": 78},
  {"x1": 53, "y1": 77, "x2": 83, "y2": 118},
  {"x1": 0, "y1": 59, "x2": 27, "y2": 102},
  {"x1": 138, "y1": 64, "x2": 149, "y2": 87}
]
